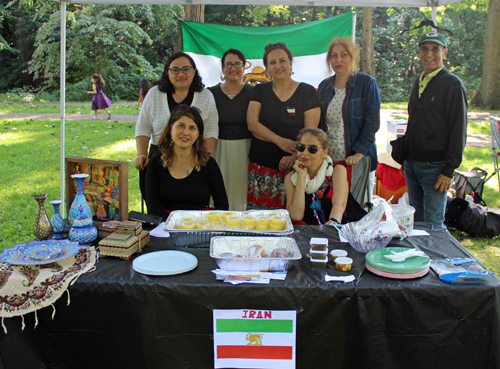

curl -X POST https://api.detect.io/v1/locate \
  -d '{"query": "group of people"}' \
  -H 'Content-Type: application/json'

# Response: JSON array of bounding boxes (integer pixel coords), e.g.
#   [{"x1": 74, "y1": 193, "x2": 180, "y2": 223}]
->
[{"x1": 134, "y1": 32, "x2": 467, "y2": 229}]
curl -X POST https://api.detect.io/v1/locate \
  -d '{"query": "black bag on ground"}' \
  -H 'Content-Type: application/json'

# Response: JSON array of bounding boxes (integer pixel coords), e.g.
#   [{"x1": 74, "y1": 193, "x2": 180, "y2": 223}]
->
[{"x1": 445, "y1": 197, "x2": 500, "y2": 238}]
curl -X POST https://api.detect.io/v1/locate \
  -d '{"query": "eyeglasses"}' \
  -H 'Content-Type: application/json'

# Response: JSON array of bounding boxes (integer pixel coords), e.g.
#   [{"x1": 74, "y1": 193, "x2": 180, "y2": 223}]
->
[
  {"x1": 264, "y1": 42, "x2": 287, "y2": 51},
  {"x1": 169, "y1": 66, "x2": 193, "y2": 75},
  {"x1": 296, "y1": 143, "x2": 321, "y2": 154},
  {"x1": 223, "y1": 62, "x2": 244, "y2": 69},
  {"x1": 177, "y1": 104, "x2": 201, "y2": 114}
]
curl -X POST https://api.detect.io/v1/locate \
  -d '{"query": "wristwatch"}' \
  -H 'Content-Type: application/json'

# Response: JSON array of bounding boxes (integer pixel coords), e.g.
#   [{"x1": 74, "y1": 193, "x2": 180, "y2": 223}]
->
[{"x1": 328, "y1": 217, "x2": 340, "y2": 225}]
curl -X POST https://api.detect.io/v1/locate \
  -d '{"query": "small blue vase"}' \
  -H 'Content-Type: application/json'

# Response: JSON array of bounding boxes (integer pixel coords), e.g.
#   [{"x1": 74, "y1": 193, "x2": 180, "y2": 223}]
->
[
  {"x1": 49, "y1": 200, "x2": 65, "y2": 240},
  {"x1": 69, "y1": 205, "x2": 97, "y2": 246},
  {"x1": 68, "y1": 174, "x2": 92, "y2": 224}
]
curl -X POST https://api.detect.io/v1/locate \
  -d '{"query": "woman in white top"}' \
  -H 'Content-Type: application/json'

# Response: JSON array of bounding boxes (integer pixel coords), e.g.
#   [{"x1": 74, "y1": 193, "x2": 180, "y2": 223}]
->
[{"x1": 135, "y1": 52, "x2": 219, "y2": 200}]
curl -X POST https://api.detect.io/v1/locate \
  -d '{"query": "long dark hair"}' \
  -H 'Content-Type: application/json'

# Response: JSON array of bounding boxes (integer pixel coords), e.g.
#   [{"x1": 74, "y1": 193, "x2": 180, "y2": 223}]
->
[
  {"x1": 91, "y1": 73, "x2": 105, "y2": 89},
  {"x1": 157, "y1": 106, "x2": 209, "y2": 170},
  {"x1": 154, "y1": 52, "x2": 204, "y2": 94},
  {"x1": 139, "y1": 77, "x2": 150, "y2": 96}
]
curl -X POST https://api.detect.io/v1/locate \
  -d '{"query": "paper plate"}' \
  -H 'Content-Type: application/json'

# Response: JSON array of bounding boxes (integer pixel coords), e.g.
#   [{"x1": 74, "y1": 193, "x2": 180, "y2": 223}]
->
[
  {"x1": 132, "y1": 250, "x2": 198, "y2": 276},
  {"x1": 365, "y1": 247, "x2": 430, "y2": 274},
  {"x1": 366, "y1": 263, "x2": 429, "y2": 279}
]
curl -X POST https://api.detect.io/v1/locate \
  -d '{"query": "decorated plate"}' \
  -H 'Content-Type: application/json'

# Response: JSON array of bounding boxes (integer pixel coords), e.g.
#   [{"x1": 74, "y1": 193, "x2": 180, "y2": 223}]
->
[
  {"x1": 133, "y1": 250, "x2": 198, "y2": 276},
  {"x1": 365, "y1": 247, "x2": 430, "y2": 274},
  {"x1": 0, "y1": 240, "x2": 82, "y2": 265}
]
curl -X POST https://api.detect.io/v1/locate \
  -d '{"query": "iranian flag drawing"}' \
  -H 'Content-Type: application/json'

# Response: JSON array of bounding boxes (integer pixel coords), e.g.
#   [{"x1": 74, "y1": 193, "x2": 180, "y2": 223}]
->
[{"x1": 213, "y1": 309, "x2": 297, "y2": 369}]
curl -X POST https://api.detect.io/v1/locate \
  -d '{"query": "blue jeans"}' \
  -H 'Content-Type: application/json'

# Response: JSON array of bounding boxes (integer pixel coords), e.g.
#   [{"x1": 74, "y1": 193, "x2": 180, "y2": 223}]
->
[{"x1": 404, "y1": 158, "x2": 448, "y2": 228}]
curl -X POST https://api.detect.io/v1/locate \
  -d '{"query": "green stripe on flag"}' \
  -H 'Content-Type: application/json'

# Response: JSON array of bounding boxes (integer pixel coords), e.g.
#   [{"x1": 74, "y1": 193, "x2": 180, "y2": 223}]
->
[
  {"x1": 216, "y1": 319, "x2": 293, "y2": 333},
  {"x1": 180, "y1": 12, "x2": 352, "y2": 59}
]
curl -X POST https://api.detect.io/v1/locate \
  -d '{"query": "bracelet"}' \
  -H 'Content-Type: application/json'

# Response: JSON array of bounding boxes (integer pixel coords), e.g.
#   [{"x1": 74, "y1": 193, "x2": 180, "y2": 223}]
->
[{"x1": 328, "y1": 217, "x2": 340, "y2": 225}]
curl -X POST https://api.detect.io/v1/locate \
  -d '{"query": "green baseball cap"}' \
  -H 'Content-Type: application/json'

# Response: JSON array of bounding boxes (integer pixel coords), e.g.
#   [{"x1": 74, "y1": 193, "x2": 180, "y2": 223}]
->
[{"x1": 418, "y1": 32, "x2": 447, "y2": 48}]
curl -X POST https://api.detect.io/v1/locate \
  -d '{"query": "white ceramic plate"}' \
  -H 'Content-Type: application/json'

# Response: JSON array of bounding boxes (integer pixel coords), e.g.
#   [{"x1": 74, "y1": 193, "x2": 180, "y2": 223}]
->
[{"x1": 132, "y1": 250, "x2": 198, "y2": 276}]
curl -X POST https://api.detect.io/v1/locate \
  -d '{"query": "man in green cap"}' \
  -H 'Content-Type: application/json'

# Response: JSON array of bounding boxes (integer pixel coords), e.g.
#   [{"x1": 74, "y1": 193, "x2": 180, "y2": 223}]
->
[{"x1": 398, "y1": 32, "x2": 468, "y2": 227}]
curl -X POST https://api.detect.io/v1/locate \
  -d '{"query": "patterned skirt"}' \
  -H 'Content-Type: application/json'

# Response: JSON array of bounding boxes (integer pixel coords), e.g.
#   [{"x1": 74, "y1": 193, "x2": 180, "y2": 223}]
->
[{"x1": 247, "y1": 161, "x2": 286, "y2": 210}]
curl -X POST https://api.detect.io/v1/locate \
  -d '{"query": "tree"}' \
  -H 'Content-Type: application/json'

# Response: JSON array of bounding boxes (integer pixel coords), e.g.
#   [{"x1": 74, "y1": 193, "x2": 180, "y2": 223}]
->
[
  {"x1": 361, "y1": 7, "x2": 375, "y2": 76},
  {"x1": 473, "y1": 0, "x2": 500, "y2": 109}
]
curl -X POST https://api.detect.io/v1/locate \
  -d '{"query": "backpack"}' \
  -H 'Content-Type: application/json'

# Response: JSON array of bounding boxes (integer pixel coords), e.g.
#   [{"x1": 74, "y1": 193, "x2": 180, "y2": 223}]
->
[{"x1": 445, "y1": 197, "x2": 500, "y2": 238}]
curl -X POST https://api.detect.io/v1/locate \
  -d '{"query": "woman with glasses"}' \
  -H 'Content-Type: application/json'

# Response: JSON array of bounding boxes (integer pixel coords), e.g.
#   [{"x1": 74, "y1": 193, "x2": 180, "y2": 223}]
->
[
  {"x1": 209, "y1": 49, "x2": 254, "y2": 211},
  {"x1": 318, "y1": 38, "x2": 381, "y2": 193},
  {"x1": 145, "y1": 105, "x2": 228, "y2": 221},
  {"x1": 135, "y1": 52, "x2": 219, "y2": 201},
  {"x1": 284, "y1": 128, "x2": 349, "y2": 225},
  {"x1": 247, "y1": 42, "x2": 321, "y2": 209}
]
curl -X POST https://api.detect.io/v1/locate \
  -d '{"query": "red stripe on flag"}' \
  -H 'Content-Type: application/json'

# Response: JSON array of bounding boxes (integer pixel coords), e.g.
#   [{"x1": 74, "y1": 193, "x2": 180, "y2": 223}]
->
[{"x1": 217, "y1": 345, "x2": 293, "y2": 360}]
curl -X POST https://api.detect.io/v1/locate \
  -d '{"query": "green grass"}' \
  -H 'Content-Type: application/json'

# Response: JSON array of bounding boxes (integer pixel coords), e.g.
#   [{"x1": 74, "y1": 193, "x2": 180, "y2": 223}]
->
[
  {"x1": 0, "y1": 103, "x2": 140, "y2": 115},
  {"x1": 0, "y1": 103, "x2": 499, "y2": 274},
  {"x1": 0, "y1": 117, "x2": 140, "y2": 246}
]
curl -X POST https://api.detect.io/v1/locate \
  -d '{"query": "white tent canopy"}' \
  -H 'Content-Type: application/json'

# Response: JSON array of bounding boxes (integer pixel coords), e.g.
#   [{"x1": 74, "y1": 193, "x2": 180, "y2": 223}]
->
[{"x1": 57, "y1": 0, "x2": 462, "y2": 215}]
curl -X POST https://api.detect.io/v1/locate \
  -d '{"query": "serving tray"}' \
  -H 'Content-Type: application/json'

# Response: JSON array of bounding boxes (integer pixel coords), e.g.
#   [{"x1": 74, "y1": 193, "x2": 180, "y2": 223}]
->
[{"x1": 0, "y1": 240, "x2": 82, "y2": 265}]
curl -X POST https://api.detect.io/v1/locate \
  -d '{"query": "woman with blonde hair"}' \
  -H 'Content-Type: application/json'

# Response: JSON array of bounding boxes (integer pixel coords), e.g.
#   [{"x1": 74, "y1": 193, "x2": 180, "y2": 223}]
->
[{"x1": 318, "y1": 37, "x2": 381, "y2": 189}]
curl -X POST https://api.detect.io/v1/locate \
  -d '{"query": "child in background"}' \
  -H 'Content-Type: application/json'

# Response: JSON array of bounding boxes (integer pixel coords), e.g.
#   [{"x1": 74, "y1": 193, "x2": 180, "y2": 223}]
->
[
  {"x1": 138, "y1": 77, "x2": 150, "y2": 106},
  {"x1": 86, "y1": 73, "x2": 113, "y2": 120}
]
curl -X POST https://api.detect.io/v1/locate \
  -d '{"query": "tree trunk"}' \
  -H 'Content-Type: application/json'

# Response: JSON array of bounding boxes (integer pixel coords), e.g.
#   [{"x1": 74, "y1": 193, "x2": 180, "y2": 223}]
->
[
  {"x1": 11, "y1": 2, "x2": 34, "y2": 86},
  {"x1": 183, "y1": 5, "x2": 205, "y2": 23},
  {"x1": 474, "y1": 0, "x2": 500, "y2": 109},
  {"x1": 179, "y1": 5, "x2": 205, "y2": 52},
  {"x1": 361, "y1": 7, "x2": 375, "y2": 77}
]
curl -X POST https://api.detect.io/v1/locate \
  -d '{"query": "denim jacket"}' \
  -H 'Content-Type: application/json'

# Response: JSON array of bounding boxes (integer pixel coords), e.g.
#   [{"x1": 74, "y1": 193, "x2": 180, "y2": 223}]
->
[{"x1": 318, "y1": 72, "x2": 381, "y2": 171}]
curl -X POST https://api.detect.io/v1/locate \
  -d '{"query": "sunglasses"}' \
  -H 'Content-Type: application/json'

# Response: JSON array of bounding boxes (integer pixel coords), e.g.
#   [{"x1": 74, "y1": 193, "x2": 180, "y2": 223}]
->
[
  {"x1": 264, "y1": 42, "x2": 287, "y2": 51},
  {"x1": 296, "y1": 143, "x2": 321, "y2": 154},
  {"x1": 177, "y1": 104, "x2": 201, "y2": 114}
]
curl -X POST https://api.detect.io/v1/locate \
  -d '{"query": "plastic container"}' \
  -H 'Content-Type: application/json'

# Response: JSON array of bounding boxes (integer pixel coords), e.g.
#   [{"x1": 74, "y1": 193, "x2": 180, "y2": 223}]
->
[
  {"x1": 310, "y1": 238, "x2": 328, "y2": 251},
  {"x1": 310, "y1": 255, "x2": 328, "y2": 268},
  {"x1": 310, "y1": 248, "x2": 328, "y2": 260},
  {"x1": 335, "y1": 257, "x2": 353, "y2": 271},
  {"x1": 391, "y1": 204, "x2": 415, "y2": 234},
  {"x1": 340, "y1": 223, "x2": 393, "y2": 253},
  {"x1": 330, "y1": 249, "x2": 348, "y2": 262}
]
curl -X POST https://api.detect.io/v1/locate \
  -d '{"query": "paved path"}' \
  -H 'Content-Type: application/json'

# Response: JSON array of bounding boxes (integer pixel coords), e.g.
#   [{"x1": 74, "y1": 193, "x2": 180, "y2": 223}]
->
[{"x1": 1, "y1": 108, "x2": 499, "y2": 148}]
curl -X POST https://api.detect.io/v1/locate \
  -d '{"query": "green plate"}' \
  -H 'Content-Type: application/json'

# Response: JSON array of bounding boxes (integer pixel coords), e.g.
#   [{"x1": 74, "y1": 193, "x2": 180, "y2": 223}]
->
[{"x1": 365, "y1": 247, "x2": 430, "y2": 274}]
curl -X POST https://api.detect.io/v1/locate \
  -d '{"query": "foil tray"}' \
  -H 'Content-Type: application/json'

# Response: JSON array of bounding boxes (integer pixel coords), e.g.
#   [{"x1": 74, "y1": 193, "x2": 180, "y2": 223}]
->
[
  {"x1": 164, "y1": 209, "x2": 294, "y2": 248},
  {"x1": 210, "y1": 236, "x2": 302, "y2": 272}
]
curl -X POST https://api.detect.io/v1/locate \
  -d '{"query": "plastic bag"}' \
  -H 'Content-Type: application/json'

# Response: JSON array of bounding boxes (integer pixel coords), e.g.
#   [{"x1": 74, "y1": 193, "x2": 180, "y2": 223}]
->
[
  {"x1": 430, "y1": 258, "x2": 495, "y2": 283},
  {"x1": 353, "y1": 201, "x2": 404, "y2": 239}
]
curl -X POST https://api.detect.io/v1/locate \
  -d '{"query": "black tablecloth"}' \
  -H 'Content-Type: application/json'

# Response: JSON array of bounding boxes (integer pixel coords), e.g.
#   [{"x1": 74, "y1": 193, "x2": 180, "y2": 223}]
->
[{"x1": 1, "y1": 223, "x2": 499, "y2": 369}]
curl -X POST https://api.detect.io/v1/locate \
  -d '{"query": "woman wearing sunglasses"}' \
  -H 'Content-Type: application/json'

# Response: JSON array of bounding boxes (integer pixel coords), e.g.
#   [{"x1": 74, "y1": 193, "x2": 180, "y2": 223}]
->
[
  {"x1": 209, "y1": 49, "x2": 254, "y2": 211},
  {"x1": 247, "y1": 42, "x2": 321, "y2": 209},
  {"x1": 284, "y1": 128, "x2": 349, "y2": 225},
  {"x1": 135, "y1": 52, "x2": 219, "y2": 202},
  {"x1": 145, "y1": 105, "x2": 228, "y2": 221},
  {"x1": 318, "y1": 38, "x2": 381, "y2": 193}
]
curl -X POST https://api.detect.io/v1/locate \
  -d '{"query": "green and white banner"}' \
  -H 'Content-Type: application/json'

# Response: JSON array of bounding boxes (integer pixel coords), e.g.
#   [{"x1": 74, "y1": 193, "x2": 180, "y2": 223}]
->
[
  {"x1": 213, "y1": 309, "x2": 297, "y2": 369},
  {"x1": 180, "y1": 12, "x2": 354, "y2": 88}
]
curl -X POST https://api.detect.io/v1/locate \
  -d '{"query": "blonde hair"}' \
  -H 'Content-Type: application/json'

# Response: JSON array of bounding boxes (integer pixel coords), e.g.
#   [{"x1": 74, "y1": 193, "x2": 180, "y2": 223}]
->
[{"x1": 326, "y1": 37, "x2": 360, "y2": 75}]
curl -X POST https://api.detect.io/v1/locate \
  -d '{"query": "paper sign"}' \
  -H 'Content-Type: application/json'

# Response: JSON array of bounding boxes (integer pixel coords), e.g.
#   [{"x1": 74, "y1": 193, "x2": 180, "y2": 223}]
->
[{"x1": 213, "y1": 309, "x2": 296, "y2": 369}]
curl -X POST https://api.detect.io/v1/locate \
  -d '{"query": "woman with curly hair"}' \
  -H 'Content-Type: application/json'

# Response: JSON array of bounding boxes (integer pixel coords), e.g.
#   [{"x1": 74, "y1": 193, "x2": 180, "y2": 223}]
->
[
  {"x1": 145, "y1": 105, "x2": 228, "y2": 221},
  {"x1": 135, "y1": 52, "x2": 219, "y2": 201}
]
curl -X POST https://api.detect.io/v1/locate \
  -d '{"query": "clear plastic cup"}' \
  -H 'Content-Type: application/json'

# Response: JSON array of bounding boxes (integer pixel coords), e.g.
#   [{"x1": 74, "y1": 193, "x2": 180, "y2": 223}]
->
[
  {"x1": 269, "y1": 223, "x2": 283, "y2": 231},
  {"x1": 180, "y1": 220, "x2": 195, "y2": 230},
  {"x1": 242, "y1": 215, "x2": 256, "y2": 227},
  {"x1": 221, "y1": 212, "x2": 235, "y2": 222},
  {"x1": 211, "y1": 220, "x2": 226, "y2": 229},
  {"x1": 270, "y1": 215, "x2": 285, "y2": 229},
  {"x1": 207, "y1": 211, "x2": 220, "y2": 222},
  {"x1": 195, "y1": 218, "x2": 210, "y2": 229},
  {"x1": 257, "y1": 215, "x2": 271, "y2": 226},
  {"x1": 227, "y1": 215, "x2": 241, "y2": 227},
  {"x1": 255, "y1": 223, "x2": 268, "y2": 231}
]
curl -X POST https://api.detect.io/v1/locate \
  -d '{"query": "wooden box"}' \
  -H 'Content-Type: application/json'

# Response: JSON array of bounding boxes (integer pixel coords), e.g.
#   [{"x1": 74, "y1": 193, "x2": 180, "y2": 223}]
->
[{"x1": 116, "y1": 221, "x2": 142, "y2": 236}]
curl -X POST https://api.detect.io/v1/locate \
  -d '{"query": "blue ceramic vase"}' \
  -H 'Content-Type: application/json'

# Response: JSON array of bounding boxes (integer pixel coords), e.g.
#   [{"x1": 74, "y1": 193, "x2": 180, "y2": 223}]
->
[
  {"x1": 32, "y1": 194, "x2": 53, "y2": 241},
  {"x1": 68, "y1": 174, "x2": 92, "y2": 224},
  {"x1": 69, "y1": 205, "x2": 97, "y2": 246},
  {"x1": 49, "y1": 200, "x2": 65, "y2": 240}
]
